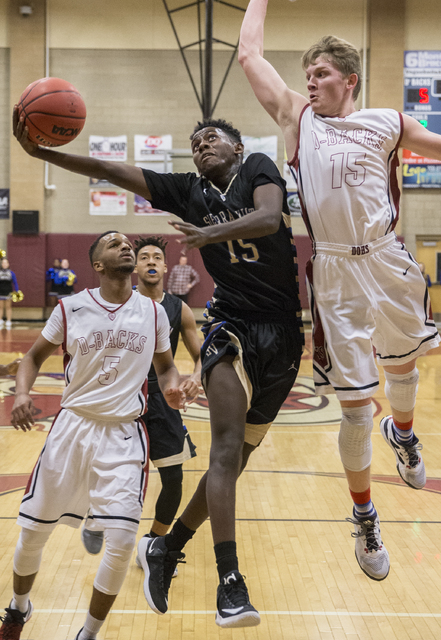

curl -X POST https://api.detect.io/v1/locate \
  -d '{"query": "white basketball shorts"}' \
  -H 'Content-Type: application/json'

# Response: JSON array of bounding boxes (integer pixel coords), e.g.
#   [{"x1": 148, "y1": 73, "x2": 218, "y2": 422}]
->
[
  {"x1": 307, "y1": 233, "x2": 440, "y2": 401},
  {"x1": 17, "y1": 408, "x2": 149, "y2": 534}
]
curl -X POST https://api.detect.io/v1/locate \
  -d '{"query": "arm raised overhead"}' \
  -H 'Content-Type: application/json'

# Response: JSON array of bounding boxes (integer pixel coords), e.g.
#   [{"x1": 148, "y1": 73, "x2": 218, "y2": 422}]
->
[{"x1": 238, "y1": 0, "x2": 308, "y2": 158}]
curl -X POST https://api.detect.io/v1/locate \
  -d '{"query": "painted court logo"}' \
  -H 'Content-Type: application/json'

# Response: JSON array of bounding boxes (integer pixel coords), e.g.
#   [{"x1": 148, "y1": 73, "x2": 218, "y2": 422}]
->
[
  {"x1": 0, "y1": 374, "x2": 65, "y2": 432},
  {"x1": 184, "y1": 376, "x2": 379, "y2": 426},
  {"x1": 0, "y1": 374, "x2": 380, "y2": 431}
]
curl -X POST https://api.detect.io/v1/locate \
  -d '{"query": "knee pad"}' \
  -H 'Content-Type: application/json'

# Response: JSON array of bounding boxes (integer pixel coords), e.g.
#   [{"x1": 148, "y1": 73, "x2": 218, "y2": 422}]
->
[
  {"x1": 156, "y1": 465, "x2": 183, "y2": 525},
  {"x1": 93, "y1": 529, "x2": 136, "y2": 596},
  {"x1": 384, "y1": 368, "x2": 419, "y2": 413},
  {"x1": 14, "y1": 528, "x2": 51, "y2": 577},
  {"x1": 338, "y1": 404, "x2": 373, "y2": 472}
]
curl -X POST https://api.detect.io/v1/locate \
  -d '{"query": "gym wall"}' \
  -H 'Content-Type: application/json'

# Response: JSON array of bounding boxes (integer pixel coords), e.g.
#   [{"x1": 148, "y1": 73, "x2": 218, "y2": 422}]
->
[
  {"x1": 1, "y1": 0, "x2": 441, "y2": 311},
  {"x1": 7, "y1": 232, "x2": 215, "y2": 309},
  {"x1": 0, "y1": 46, "x2": 8, "y2": 210}
]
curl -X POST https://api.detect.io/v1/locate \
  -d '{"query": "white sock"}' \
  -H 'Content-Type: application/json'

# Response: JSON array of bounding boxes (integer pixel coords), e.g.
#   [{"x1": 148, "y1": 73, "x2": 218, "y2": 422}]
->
[
  {"x1": 11, "y1": 592, "x2": 31, "y2": 614},
  {"x1": 80, "y1": 612, "x2": 104, "y2": 639},
  {"x1": 353, "y1": 500, "x2": 376, "y2": 520}
]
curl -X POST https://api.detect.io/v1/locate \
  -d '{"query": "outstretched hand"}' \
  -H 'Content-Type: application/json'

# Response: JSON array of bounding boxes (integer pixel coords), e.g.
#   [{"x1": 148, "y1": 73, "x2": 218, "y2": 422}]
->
[
  {"x1": 12, "y1": 106, "x2": 40, "y2": 156},
  {"x1": 180, "y1": 375, "x2": 203, "y2": 405},
  {"x1": 169, "y1": 220, "x2": 210, "y2": 249},
  {"x1": 11, "y1": 393, "x2": 37, "y2": 432},
  {"x1": 163, "y1": 386, "x2": 187, "y2": 411}
]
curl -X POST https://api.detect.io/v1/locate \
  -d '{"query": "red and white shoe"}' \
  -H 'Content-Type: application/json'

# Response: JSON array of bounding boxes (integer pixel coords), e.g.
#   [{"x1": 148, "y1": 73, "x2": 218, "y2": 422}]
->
[{"x1": 0, "y1": 601, "x2": 33, "y2": 640}]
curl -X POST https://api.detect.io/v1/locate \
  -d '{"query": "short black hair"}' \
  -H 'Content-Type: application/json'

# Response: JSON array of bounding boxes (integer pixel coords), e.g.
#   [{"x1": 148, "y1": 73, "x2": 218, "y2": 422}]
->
[
  {"x1": 134, "y1": 235, "x2": 168, "y2": 259},
  {"x1": 89, "y1": 230, "x2": 119, "y2": 266},
  {"x1": 190, "y1": 118, "x2": 242, "y2": 144}
]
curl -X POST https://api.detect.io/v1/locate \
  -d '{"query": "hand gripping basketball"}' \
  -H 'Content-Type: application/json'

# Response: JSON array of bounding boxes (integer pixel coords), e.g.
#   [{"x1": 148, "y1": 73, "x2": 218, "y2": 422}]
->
[{"x1": 17, "y1": 77, "x2": 86, "y2": 147}]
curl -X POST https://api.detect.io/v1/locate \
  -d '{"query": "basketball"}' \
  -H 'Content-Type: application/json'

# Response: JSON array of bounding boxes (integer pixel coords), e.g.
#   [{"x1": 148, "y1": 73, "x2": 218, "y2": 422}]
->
[{"x1": 17, "y1": 77, "x2": 86, "y2": 147}]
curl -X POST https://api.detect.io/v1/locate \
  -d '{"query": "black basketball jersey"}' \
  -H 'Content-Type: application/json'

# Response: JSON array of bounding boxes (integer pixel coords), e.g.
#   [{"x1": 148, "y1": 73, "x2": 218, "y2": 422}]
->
[
  {"x1": 143, "y1": 153, "x2": 302, "y2": 325},
  {"x1": 148, "y1": 291, "x2": 182, "y2": 394}
]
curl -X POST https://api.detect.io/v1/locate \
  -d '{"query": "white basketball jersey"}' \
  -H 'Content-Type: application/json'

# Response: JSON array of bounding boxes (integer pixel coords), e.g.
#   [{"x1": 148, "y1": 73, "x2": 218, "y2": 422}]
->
[
  {"x1": 42, "y1": 288, "x2": 170, "y2": 421},
  {"x1": 292, "y1": 106, "x2": 403, "y2": 245}
]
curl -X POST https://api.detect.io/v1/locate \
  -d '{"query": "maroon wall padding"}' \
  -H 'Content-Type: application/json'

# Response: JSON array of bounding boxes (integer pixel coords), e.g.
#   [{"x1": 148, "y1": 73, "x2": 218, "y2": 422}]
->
[
  {"x1": 46, "y1": 233, "x2": 101, "y2": 293},
  {"x1": 45, "y1": 233, "x2": 214, "y2": 308},
  {"x1": 12, "y1": 232, "x2": 392, "y2": 311},
  {"x1": 160, "y1": 236, "x2": 214, "y2": 309},
  {"x1": 7, "y1": 233, "x2": 47, "y2": 307},
  {"x1": 45, "y1": 233, "x2": 310, "y2": 309}
]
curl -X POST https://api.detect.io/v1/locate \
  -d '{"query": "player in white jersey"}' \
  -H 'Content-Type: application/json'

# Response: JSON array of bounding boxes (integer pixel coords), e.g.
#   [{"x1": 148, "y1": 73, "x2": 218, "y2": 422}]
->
[
  {"x1": 81, "y1": 235, "x2": 201, "y2": 563},
  {"x1": 0, "y1": 231, "x2": 187, "y2": 640},
  {"x1": 239, "y1": 1, "x2": 441, "y2": 581}
]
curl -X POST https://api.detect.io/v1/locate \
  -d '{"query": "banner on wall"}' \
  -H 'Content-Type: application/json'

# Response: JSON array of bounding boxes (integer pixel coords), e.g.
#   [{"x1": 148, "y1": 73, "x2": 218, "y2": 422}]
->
[
  {"x1": 89, "y1": 189, "x2": 127, "y2": 215},
  {"x1": 134, "y1": 162, "x2": 172, "y2": 215},
  {"x1": 402, "y1": 149, "x2": 441, "y2": 188},
  {"x1": 89, "y1": 135, "x2": 127, "y2": 161},
  {"x1": 0, "y1": 189, "x2": 9, "y2": 219},
  {"x1": 283, "y1": 154, "x2": 301, "y2": 216},
  {"x1": 134, "y1": 135, "x2": 173, "y2": 161},
  {"x1": 134, "y1": 194, "x2": 171, "y2": 216},
  {"x1": 287, "y1": 190, "x2": 301, "y2": 217},
  {"x1": 90, "y1": 177, "x2": 114, "y2": 188},
  {"x1": 242, "y1": 135, "x2": 278, "y2": 162}
]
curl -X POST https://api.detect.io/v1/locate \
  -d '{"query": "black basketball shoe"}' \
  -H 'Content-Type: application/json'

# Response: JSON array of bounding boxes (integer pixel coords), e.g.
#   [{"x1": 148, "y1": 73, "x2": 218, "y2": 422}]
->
[
  {"x1": 137, "y1": 535, "x2": 185, "y2": 614},
  {"x1": 215, "y1": 570, "x2": 260, "y2": 628}
]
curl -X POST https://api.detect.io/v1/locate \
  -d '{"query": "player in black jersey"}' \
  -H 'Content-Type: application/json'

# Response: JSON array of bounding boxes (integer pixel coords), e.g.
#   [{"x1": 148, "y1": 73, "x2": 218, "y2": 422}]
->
[
  {"x1": 81, "y1": 236, "x2": 201, "y2": 564},
  {"x1": 134, "y1": 236, "x2": 200, "y2": 530},
  {"x1": 139, "y1": 121, "x2": 304, "y2": 628},
  {"x1": 13, "y1": 113, "x2": 304, "y2": 629}
]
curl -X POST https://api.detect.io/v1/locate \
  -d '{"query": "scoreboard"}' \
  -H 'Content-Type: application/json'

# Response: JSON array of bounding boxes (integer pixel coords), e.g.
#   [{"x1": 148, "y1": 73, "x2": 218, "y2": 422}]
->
[{"x1": 403, "y1": 50, "x2": 441, "y2": 188}]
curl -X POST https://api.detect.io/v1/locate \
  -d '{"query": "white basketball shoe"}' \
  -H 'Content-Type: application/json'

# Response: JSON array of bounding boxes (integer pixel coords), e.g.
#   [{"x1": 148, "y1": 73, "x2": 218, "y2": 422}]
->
[
  {"x1": 380, "y1": 415, "x2": 426, "y2": 489},
  {"x1": 347, "y1": 511, "x2": 390, "y2": 581}
]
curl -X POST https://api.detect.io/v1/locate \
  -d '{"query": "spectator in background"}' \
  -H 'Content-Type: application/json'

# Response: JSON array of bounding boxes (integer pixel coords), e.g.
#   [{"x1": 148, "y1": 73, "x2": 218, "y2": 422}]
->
[
  {"x1": 46, "y1": 258, "x2": 61, "y2": 282},
  {"x1": 167, "y1": 255, "x2": 200, "y2": 304},
  {"x1": 46, "y1": 258, "x2": 61, "y2": 307},
  {"x1": 0, "y1": 258, "x2": 19, "y2": 330},
  {"x1": 54, "y1": 258, "x2": 77, "y2": 298},
  {"x1": 418, "y1": 262, "x2": 432, "y2": 287}
]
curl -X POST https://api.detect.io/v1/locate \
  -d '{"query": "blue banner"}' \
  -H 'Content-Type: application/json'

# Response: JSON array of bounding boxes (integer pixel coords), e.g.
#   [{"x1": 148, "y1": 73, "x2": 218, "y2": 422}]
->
[{"x1": 402, "y1": 162, "x2": 441, "y2": 188}]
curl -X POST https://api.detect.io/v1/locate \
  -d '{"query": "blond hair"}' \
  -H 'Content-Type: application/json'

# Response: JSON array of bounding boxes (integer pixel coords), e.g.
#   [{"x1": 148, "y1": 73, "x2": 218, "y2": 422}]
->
[{"x1": 301, "y1": 35, "x2": 362, "y2": 100}]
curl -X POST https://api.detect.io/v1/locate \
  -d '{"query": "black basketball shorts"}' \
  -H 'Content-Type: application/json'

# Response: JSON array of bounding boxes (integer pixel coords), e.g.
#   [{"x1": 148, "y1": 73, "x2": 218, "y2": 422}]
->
[
  {"x1": 201, "y1": 316, "x2": 303, "y2": 437},
  {"x1": 143, "y1": 391, "x2": 196, "y2": 467}
]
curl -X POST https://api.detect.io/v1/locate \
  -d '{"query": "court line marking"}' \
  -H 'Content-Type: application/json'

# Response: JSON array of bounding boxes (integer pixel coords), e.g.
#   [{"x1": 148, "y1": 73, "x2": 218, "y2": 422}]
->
[
  {"x1": 1, "y1": 516, "x2": 441, "y2": 524},
  {"x1": 165, "y1": 430, "x2": 441, "y2": 436},
  {"x1": 30, "y1": 609, "x2": 441, "y2": 618},
  {"x1": 3, "y1": 427, "x2": 441, "y2": 435}
]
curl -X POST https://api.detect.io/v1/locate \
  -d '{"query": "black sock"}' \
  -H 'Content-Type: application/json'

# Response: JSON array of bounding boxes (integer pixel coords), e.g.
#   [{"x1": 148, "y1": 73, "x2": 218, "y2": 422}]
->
[
  {"x1": 214, "y1": 540, "x2": 238, "y2": 580},
  {"x1": 164, "y1": 518, "x2": 195, "y2": 552},
  {"x1": 149, "y1": 530, "x2": 159, "y2": 538}
]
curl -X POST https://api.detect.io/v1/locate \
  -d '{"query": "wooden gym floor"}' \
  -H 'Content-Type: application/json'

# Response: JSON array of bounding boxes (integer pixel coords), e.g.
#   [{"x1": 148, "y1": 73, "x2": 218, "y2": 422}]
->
[{"x1": 1, "y1": 324, "x2": 441, "y2": 640}]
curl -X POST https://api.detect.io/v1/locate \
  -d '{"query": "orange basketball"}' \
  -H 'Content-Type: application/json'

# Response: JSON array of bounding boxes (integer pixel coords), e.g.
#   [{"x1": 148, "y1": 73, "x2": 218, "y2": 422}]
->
[{"x1": 17, "y1": 77, "x2": 86, "y2": 147}]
